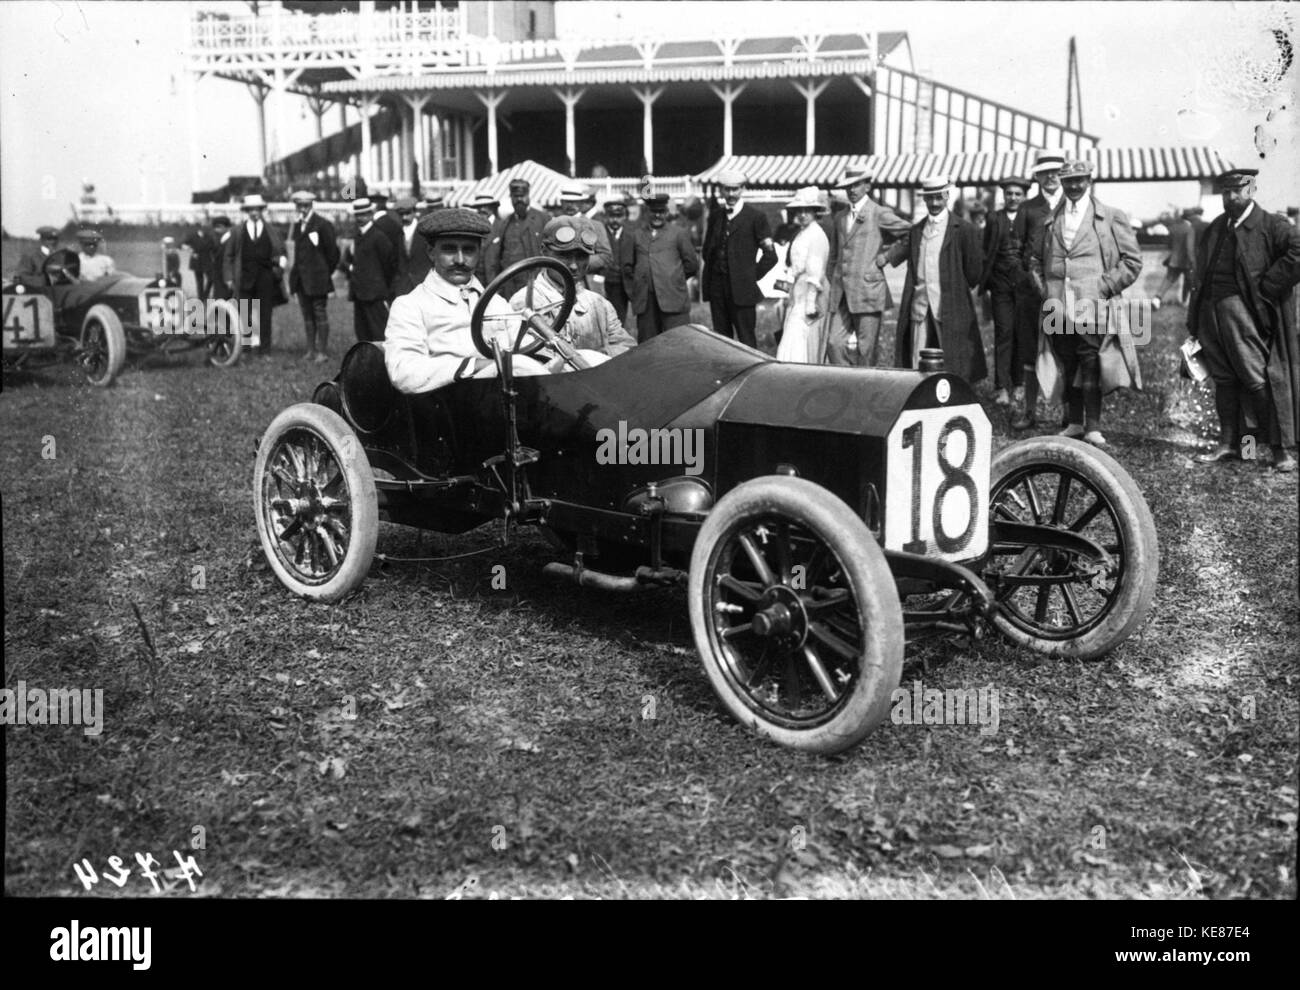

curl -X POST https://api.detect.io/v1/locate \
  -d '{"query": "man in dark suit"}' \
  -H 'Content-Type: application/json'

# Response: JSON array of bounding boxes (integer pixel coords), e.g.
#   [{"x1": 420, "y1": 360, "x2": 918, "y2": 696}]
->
[
  {"x1": 1011, "y1": 150, "x2": 1067, "y2": 429},
  {"x1": 625, "y1": 193, "x2": 700, "y2": 339},
  {"x1": 884, "y1": 174, "x2": 986, "y2": 383},
  {"x1": 345, "y1": 198, "x2": 399, "y2": 343},
  {"x1": 1156, "y1": 209, "x2": 1197, "y2": 307},
  {"x1": 289, "y1": 190, "x2": 341, "y2": 362},
  {"x1": 469, "y1": 193, "x2": 500, "y2": 286},
  {"x1": 370, "y1": 191, "x2": 406, "y2": 261},
  {"x1": 484, "y1": 178, "x2": 549, "y2": 295},
  {"x1": 601, "y1": 198, "x2": 633, "y2": 328},
  {"x1": 209, "y1": 216, "x2": 234, "y2": 300},
  {"x1": 393, "y1": 195, "x2": 429, "y2": 295},
  {"x1": 1189, "y1": 168, "x2": 1300, "y2": 472},
  {"x1": 231, "y1": 194, "x2": 287, "y2": 355},
  {"x1": 702, "y1": 169, "x2": 777, "y2": 347},
  {"x1": 13, "y1": 225, "x2": 61, "y2": 281},
  {"x1": 182, "y1": 225, "x2": 216, "y2": 301},
  {"x1": 981, "y1": 176, "x2": 1034, "y2": 407}
]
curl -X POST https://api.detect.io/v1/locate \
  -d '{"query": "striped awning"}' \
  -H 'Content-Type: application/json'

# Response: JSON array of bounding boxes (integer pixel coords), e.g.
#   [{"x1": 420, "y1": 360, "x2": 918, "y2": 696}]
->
[
  {"x1": 695, "y1": 147, "x2": 1237, "y2": 188},
  {"x1": 443, "y1": 160, "x2": 573, "y2": 209}
]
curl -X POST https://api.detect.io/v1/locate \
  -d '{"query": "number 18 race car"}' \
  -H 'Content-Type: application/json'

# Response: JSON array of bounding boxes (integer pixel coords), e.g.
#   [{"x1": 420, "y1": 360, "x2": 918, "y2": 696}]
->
[
  {"x1": 253, "y1": 257, "x2": 1158, "y2": 754},
  {"x1": 3, "y1": 249, "x2": 244, "y2": 387}
]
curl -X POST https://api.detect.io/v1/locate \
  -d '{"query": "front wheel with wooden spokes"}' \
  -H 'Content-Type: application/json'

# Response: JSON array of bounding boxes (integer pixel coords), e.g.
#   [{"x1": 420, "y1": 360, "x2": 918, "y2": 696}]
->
[
  {"x1": 984, "y1": 436, "x2": 1158, "y2": 659},
  {"x1": 688, "y1": 476, "x2": 904, "y2": 754},
  {"x1": 253, "y1": 403, "x2": 378, "y2": 602}
]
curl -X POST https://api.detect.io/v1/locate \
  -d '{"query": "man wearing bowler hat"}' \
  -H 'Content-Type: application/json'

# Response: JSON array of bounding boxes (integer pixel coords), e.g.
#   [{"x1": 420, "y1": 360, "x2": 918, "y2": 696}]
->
[
  {"x1": 702, "y1": 169, "x2": 777, "y2": 348},
  {"x1": 385, "y1": 207, "x2": 551, "y2": 393},
  {"x1": 345, "y1": 197, "x2": 400, "y2": 343},
  {"x1": 1189, "y1": 168, "x2": 1300, "y2": 472},
  {"x1": 288, "y1": 190, "x2": 341, "y2": 362},
  {"x1": 885, "y1": 174, "x2": 986, "y2": 383},
  {"x1": 825, "y1": 164, "x2": 912, "y2": 366},
  {"x1": 981, "y1": 176, "x2": 1035, "y2": 408},
  {"x1": 1029, "y1": 158, "x2": 1143, "y2": 447}
]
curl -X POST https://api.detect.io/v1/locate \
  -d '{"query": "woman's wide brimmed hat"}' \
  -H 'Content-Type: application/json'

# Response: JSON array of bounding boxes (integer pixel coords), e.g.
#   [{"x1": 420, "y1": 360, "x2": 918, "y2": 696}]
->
[{"x1": 786, "y1": 186, "x2": 829, "y2": 214}]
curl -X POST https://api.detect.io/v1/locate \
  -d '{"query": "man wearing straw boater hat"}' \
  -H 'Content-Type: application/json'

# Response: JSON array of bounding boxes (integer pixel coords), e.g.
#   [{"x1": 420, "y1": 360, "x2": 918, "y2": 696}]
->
[
  {"x1": 1188, "y1": 167, "x2": 1300, "y2": 472},
  {"x1": 885, "y1": 173, "x2": 986, "y2": 382},
  {"x1": 825, "y1": 163, "x2": 912, "y2": 367},
  {"x1": 1011, "y1": 150, "x2": 1067, "y2": 427},
  {"x1": 232, "y1": 192, "x2": 287, "y2": 354},
  {"x1": 345, "y1": 197, "x2": 400, "y2": 343},
  {"x1": 1028, "y1": 157, "x2": 1143, "y2": 447}
]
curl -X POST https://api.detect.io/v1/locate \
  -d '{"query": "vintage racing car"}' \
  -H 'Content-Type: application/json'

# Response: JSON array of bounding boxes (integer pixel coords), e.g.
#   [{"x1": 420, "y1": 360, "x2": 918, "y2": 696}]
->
[
  {"x1": 253, "y1": 257, "x2": 1159, "y2": 754},
  {"x1": 2, "y1": 249, "x2": 244, "y2": 386}
]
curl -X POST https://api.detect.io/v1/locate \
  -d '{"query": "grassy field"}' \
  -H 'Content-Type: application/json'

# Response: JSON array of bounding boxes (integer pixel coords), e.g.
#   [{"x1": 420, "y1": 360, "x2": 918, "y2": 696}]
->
[{"x1": 3, "y1": 238, "x2": 1296, "y2": 899}]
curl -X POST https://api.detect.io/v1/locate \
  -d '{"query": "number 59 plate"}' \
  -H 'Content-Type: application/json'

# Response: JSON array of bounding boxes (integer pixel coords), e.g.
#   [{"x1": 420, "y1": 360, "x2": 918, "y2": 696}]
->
[{"x1": 884, "y1": 404, "x2": 991, "y2": 561}]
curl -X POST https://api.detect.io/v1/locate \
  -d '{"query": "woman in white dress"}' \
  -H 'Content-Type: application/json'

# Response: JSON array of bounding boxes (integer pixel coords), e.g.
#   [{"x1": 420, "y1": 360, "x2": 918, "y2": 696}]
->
[{"x1": 775, "y1": 187, "x2": 830, "y2": 363}]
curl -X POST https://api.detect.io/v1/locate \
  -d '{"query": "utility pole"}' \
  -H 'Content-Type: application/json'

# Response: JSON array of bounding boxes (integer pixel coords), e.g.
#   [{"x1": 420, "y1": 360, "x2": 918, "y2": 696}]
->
[{"x1": 1066, "y1": 37, "x2": 1084, "y2": 132}]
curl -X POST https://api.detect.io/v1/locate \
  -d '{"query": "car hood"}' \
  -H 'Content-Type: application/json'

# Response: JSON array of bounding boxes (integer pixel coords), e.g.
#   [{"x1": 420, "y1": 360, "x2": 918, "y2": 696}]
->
[{"x1": 62, "y1": 274, "x2": 157, "y2": 308}]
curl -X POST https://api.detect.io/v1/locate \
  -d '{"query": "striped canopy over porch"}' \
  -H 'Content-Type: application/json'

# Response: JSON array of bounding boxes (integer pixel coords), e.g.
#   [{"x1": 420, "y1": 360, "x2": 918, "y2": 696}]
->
[
  {"x1": 695, "y1": 146, "x2": 1237, "y2": 189},
  {"x1": 443, "y1": 160, "x2": 572, "y2": 209}
]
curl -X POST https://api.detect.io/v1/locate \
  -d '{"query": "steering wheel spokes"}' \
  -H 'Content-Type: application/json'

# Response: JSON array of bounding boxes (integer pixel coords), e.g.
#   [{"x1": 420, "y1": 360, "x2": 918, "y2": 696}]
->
[{"x1": 472, "y1": 256, "x2": 586, "y2": 371}]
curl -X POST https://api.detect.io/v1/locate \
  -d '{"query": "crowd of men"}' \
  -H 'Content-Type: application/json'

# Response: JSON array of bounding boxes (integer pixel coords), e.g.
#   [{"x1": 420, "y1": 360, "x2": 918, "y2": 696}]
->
[{"x1": 13, "y1": 158, "x2": 1298, "y2": 469}]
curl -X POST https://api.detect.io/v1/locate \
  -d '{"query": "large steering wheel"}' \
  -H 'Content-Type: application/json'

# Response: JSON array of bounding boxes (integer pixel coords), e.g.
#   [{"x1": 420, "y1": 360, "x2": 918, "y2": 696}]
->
[
  {"x1": 471, "y1": 256, "x2": 588, "y2": 371},
  {"x1": 42, "y1": 248, "x2": 80, "y2": 285}
]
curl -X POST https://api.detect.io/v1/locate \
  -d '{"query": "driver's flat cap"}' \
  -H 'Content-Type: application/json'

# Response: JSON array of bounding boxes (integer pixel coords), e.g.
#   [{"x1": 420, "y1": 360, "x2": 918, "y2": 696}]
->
[
  {"x1": 541, "y1": 215, "x2": 599, "y2": 253},
  {"x1": 76, "y1": 227, "x2": 101, "y2": 240},
  {"x1": 1216, "y1": 168, "x2": 1259, "y2": 189},
  {"x1": 416, "y1": 207, "x2": 492, "y2": 240},
  {"x1": 36, "y1": 225, "x2": 59, "y2": 237}
]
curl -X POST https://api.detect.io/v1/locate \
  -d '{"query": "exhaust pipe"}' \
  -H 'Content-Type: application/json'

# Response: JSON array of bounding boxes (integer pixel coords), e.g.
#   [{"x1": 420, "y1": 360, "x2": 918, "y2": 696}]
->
[{"x1": 542, "y1": 561, "x2": 686, "y2": 592}]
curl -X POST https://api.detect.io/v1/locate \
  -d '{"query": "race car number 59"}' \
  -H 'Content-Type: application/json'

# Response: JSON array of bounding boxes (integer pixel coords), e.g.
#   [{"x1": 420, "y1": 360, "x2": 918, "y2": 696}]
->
[
  {"x1": 885, "y1": 403, "x2": 991, "y2": 560},
  {"x1": 2, "y1": 294, "x2": 56, "y2": 348}
]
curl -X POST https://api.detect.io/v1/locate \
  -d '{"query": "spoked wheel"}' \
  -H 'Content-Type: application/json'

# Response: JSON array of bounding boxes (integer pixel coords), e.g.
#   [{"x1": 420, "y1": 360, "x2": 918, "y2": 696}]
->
[
  {"x1": 253, "y1": 403, "x2": 378, "y2": 602},
  {"x1": 985, "y1": 436, "x2": 1157, "y2": 659},
  {"x1": 79, "y1": 304, "x2": 126, "y2": 387},
  {"x1": 205, "y1": 300, "x2": 244, "y2": 368},
  {"x1": 688, "y1": 476, "x2": 903, "y2": 754}
]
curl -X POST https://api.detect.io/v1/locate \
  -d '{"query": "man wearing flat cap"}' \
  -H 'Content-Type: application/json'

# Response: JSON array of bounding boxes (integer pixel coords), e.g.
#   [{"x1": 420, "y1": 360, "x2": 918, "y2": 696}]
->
[
  {"x1": 1189, "y1": 168, "x2": 1300, "y2": 472},
  {"x1": 981, "y1": 176, "x2": 1035, "y2": 407},
  {"x1": 625, "y1": 193, "x2": 700, "y2": 340},
  {"x1": 76, "y1": 228, "x2": 116, "y2": 281},
  {"x1": 1028, "y1": 158, "x2": 1143, "y2": 446},
  {"x1": 485, "y1": 178, "x2": 549, "y2": 295},
  {"x1": 825, "y1": 164, "x2": 912, "y2": 366},
  {"x1": 345, "y1": 198, "x2": 400, "y2": 344},
  {"x1": 509, "y1": 215, "x2": 636, "y2": 367},
  {"x1": 14, "y1": 225, "x2": 62, "y2": 281},
  {"x1": 884, "y1": 174, "x2": 986, "y2": 382},
  {"x1": 288, "y1": 190, "x2": 341, "y2": 362},
  {"x1": 385, "y1": 208, "x2": 551, "y2": 393},
  {"x1": 702, "y1": 169, "x2": 777, "y2": 348}
]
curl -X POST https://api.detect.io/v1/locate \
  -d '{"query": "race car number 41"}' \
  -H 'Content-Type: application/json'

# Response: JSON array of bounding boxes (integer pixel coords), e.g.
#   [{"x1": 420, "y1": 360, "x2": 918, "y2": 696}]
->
[
  {"x1": 885, "y1": 403, "x2": 991, "y2": 560},
  {"x1": 2, "y1": 294, "x2": 56, "y2": 348}
]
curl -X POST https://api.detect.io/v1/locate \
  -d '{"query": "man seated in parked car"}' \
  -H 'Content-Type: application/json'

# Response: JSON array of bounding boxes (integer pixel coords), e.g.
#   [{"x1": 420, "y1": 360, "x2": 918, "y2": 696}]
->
[
  {"x1": 385, "y1": 208, "x2": 552, "y2": 393},
  {"x1": 13, "y1": 225, "x2": 62, "y2": 281},
  {"x1": 76, "y1": 228, "x2": 116, "y2": 281},
  {"x1": 508, "y1": 215, "x2": 636, "y2": 371}
]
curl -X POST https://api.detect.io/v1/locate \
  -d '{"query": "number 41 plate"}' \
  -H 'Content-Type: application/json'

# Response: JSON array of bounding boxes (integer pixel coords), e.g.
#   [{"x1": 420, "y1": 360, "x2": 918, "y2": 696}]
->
[
  {"x1": 885, "y1": 403, "x2": 991, "y2": 561},
  {"x1": 3, "y1": 294, "x2": 56, "y2": 350}
]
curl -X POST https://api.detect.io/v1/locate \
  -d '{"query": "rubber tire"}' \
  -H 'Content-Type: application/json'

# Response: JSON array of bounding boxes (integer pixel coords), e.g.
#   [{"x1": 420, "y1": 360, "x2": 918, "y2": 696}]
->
[
  {"x1": 80, "y1": 304, "x2": 126, "y2": 387},
  {"x1": 253, "y1": 402, "x2": 378, "y2": 602},
  {"x1": 987, "y1": 436, "x2": 1158, "y2": 660},
  {"x1": 205, "y1": 299, "x2": 244, "y2": 368},
  {"x1": 688, "y1": 476, "x2": 904, "y2": 754}
]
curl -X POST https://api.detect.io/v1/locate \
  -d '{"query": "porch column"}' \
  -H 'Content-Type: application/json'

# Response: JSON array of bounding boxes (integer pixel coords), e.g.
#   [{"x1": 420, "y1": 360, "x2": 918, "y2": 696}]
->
[
  {"x1": 553, "y1": 87, "x2": 587, "y2": 177},
  {"x1": 476, "y1": 89, "x2": 505, "y2": 175},
  {"x1": 631, "y1": 86, "x2": 663, "y2": 175},
  {"x1": 406, "y1": 95, "x2": 429, "y2": 190},
  {"x1": 361, "y1": 98, "x2": 374, "y2": 187},
  {"x1": 791, "y1": 78, "x2": 830, "y2": 156},
  {"x1": 708, "y1": 83, "x2": 747, "y2": 157}
]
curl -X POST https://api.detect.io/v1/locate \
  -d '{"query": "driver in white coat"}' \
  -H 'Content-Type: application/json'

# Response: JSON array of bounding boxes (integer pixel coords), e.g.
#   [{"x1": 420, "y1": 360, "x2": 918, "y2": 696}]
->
[{"x1": 384, "y1": 208, "x2": 550, "y2": 393}]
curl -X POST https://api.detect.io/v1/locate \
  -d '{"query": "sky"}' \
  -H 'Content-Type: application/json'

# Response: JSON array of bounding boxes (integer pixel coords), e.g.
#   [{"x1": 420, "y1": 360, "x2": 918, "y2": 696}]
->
[{"x1": 1, "y1": 0, "x2": 1296, "y2": 233}]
